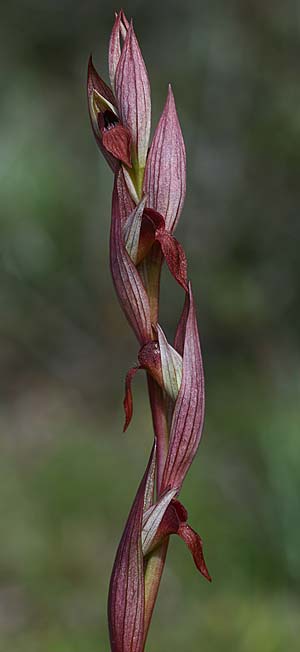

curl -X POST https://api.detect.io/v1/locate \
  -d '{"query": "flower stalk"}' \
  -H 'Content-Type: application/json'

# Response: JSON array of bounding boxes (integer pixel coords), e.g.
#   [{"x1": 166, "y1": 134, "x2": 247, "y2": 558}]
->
[{"x1": 87, "y1": 11, "x2": 211, "y2": 651}]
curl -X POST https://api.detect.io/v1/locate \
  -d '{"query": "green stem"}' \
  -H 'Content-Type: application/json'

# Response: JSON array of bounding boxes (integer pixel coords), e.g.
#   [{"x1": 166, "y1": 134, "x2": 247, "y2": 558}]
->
[{"x1": 143, "y1": 538, "x2": 169, "y2": 646}]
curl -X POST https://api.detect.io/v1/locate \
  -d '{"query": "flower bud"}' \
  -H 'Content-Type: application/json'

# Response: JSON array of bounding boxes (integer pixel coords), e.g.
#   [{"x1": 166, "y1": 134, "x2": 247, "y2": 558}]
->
[{"x1": 87, "y1": 56, "x2": 132, "y2": 168}]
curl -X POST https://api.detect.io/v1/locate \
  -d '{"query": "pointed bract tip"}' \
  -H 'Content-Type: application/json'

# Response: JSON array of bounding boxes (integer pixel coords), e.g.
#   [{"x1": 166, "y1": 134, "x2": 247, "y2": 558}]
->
[
  {"x1": 87, "y1": 55, "x2": 116, "y2": 107},
  {"x1": 87, "y1": 54, "x2": 95, "y2": 84},
  {"x1": 113, "y1": 8, "x2": 128, "y2": 26},
  {"x1": 124, "y1": 19, "x2": 136, "y2": 44},
  {"x1": 87, "y1": 55, "x2": 101, "y2": 89},
  {"x1": 166, "y1": 83, "x2": 175, "y2": 104},
  {"x1": 144, "y1": 77, "x2": 185, "y2": 232},
  {"x1": 187, "y1": 280, "x2": 193, "y2": 299},
  {"x1": 119, "y1": 8, "x2": 130, "y2": 26},
  {"x1": 87, "y1": 53, "x2": 97, "y2": 78}
]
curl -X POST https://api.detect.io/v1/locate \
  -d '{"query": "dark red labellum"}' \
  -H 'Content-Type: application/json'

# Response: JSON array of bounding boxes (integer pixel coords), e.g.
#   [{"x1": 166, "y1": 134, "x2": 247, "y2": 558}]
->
[
  {"x1": 98, "y1": 111, "x2": 132, "y2": 168},
  {"x1": 146, "y1": 499, "x2": 211, "y2": 582}
]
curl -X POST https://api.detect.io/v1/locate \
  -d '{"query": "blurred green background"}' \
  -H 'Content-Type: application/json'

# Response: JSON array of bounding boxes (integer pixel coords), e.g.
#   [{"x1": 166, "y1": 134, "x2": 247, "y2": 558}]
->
[{"x1": 1, "y1": 1, "x2": 300, "y2": 650}]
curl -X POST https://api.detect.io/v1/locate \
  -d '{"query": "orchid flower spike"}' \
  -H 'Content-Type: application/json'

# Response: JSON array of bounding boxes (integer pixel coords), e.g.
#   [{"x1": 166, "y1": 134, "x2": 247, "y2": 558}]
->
[
  {"x1": 87, "y1": 10, "x2": 211, "y2": 652},
  {"x1": 88, "y1": 13, "x2": 151, "y2": 202}
]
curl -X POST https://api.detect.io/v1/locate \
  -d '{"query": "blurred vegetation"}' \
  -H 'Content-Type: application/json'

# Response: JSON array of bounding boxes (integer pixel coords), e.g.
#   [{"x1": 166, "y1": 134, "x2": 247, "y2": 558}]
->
[{"x1": 1, "y1": 1, "x2": 300, "y2": 650}]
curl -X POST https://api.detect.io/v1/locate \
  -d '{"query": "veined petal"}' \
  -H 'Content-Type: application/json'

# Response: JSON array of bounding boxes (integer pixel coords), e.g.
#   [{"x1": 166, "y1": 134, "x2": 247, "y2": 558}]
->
[
  {"x1": 142, "y1": 488, "x2": 178, "y2": 555},
  {"x1": 161, "y1": 284, "x2": 205, "y2": 491},
  {"x1": 108, "y1": 445, "x2": 156, "y2": 652},
  {"x1": 109, "y1": 10, "x2": 129, "y2": 92},
  {"x1": 115, "y1": 22, "x2": 151, "y2": 169},
  {"x1": 116, "y1": 167, "x2": 136, "y2": 221},
  {"x1": 110, "y1": 173, "x2": 152, "y2": 345},
  {"x1": 157, "y1": 325, "x2": 183, "y2": 401},
  {"x1": 144, "y1": 85, "x2": 186, "y2": 232},
  {"x1": 123, "y1": 194, "x2": 147, "y2": 264},
  {"x1": 155, "y1": 229, "x2": 188, "y2": 291}
]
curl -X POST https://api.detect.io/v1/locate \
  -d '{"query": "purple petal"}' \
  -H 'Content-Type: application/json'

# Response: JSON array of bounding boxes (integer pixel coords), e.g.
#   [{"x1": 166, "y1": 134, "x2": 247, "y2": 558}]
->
[
  {"x1": 178, "y1": 521, "x2": 211, "y2": 582},
  {"x1": 144, "y1": 85, "x2": 186, "y2": 232},
  {"x1": 108, "y1": 445, "x2": 156, "y2": 652},
  {"x1": 109, "y1": 10, "x2": 129, "y2": 92},
  {"x1": 161, "y1": 284, "x2": 205, "y2": 491},
  {"x1": 155, "y1": 229, "x2": 188, "y2": 290},
  {"x1": 149, "y1": 499, "x2": 211, "y2": 582},
  {"x1": 115, "y1": 22, "x2": 151, "y2": 168},
  {"x1": 102, "y1": 124, "x2": 132, "y2": 168},
  {"x1": 132, "y1": 208, "x2": 164, "y2": 264},
  {"x1": 110, "y1": 172, "x2": 152, "y2": 344},
  {"x1": 115, "y1": 168, "x2": 136, "y2": 221}
]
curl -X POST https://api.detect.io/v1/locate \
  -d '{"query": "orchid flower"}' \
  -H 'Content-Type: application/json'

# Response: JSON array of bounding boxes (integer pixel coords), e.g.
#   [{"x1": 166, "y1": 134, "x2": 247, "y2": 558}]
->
[{"x1": 87, "y1": 10, "x2": 211, "y2": 651}]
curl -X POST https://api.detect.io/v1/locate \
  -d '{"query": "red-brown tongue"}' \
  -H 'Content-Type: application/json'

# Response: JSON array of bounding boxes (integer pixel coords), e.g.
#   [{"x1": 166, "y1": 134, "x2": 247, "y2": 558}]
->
[
  {"x1": 149, "y1": 499, "x2": 211, "y2": 582},
  {"x1": 102, "y1": 124, "x2": 132, "y2": 167}
]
